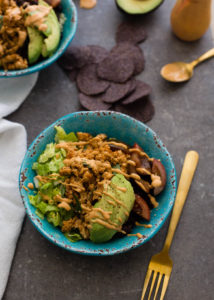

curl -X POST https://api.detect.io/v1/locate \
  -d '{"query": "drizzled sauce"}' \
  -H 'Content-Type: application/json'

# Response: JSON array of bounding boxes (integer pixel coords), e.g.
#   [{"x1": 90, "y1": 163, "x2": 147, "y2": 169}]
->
[
  {"x1": 24, "y1": 5, "x2": 51, "y2": 32},
  {"x1": 91, "y1": 218, "x2": 125, "y2": 234},
  {"x1": 136, "y1": 167, "x2": 151, "y2": 175},
  {"x1": 103, "y1": 191, "x2": 128, "y2": 210},
  {"x1": 112, "y1": 168, "x2": 141, "y2": 181},
  {"x1": 107, "y1": 199, "x2": 116, "y2": 207},
  {"x1": 129, "y1": 148, "x2": 153, "y2": 161},
  {"x1": 135, "y1": 221, "x2": 152, "y2": 228},
  {"x1": 107, "y1": 141, "x2": 128, "y2": 149},
  {"x1": 128, "y1": 233, "x2": 143, "y2": 238},
  {"x1": 27, "y1": 182, "x2": 34, "y2": 189},
  {"x1": 54, "y1": 194, "x2": 72, "y2": 204},
  {"x1": 135, "y1": 180, "x2": 149, "y2": 193},
  {"x1": 127, "y1": 160, "x2": 136, "y2": 166},
  {"x1": 149, "y1": 194, "x2": 159, "y2": 208},
  {"x1": 93, "y1": 207, "x2": 112, "y2": 220},
  {"x1": 111, "y1": 182, "x2": 127, "y2": 193}
]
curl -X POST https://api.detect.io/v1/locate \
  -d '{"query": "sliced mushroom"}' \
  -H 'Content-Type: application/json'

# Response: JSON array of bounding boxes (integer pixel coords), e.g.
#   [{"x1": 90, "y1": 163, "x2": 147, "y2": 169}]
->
[
  {"x1": 109, "y1": 143, "x2": 128, "y2": 153},
  {"x1": 128, "y1": 143, "x2": 143, "y2": 174},
  {"x1": 151, "y1": 159, "x2": 167, "y2": 195},
  {"x1": 135, "y1": 179, "x2": 150, "y2": 194},
  {"x1": 133, "y1": 194, "x2": 150, "y2": 221},
  {"x1": 141, "y1": 156, "x2": 151, "y2": 172}
]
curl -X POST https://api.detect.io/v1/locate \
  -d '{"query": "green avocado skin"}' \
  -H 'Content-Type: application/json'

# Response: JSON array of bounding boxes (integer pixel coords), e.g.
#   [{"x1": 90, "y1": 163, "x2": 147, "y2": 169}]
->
[
  {"x1": 89, "y1": 174, "x2": 135, "y2": 243},
  {"x1": 27, "y1": 27, "x2": 44, "y2": 64},
  {"x1": 116, "y1": 0, "x2": 164, "y2": 15}
]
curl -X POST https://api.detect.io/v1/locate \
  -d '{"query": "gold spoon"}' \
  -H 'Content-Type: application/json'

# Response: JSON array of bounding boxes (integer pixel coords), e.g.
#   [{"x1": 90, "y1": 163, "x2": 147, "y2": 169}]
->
[{"x1": 161, "y1": 48, "x2": 214, "y2": 82}]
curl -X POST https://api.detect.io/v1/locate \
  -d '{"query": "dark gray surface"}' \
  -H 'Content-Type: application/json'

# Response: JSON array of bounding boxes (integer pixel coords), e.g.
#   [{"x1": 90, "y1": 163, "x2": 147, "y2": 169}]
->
[{"x1": 3, "y1": 0, "x2": 214, "y2": 299}]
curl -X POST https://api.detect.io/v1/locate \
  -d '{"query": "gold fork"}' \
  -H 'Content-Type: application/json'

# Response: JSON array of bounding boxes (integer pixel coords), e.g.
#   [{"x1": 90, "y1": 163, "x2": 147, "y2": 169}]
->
[{"x1": 141, "y1": 150, "x2": 199, "y2": 300}]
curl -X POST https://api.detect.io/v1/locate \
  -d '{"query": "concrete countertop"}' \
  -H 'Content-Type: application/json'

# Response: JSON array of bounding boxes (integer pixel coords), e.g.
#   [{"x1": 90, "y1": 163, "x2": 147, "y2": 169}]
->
[{"x1": 3, "y1": 0, "x2": 214, "y2": 299}]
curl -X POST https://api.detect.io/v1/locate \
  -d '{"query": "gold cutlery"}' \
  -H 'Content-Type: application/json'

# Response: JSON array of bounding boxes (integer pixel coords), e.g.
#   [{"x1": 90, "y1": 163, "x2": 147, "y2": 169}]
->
[{"x1": 141, "y1": 150, "x2": 199, "y2": 299}]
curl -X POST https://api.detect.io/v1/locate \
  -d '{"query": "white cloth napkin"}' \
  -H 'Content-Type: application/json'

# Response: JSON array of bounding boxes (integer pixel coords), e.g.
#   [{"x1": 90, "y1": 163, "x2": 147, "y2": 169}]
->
[
  {"x1": 0, "y1": 73, "x2": 38, "y2": 118},
  {"x1": 0, "y1": 73, "x2": 38, "y2": 299}
]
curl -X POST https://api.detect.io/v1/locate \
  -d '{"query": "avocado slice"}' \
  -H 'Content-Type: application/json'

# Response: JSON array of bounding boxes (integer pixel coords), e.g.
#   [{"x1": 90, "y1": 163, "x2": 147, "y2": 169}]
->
[
  {"x1": 89, "y1": 174, "x2": 135, "y2": 243},
  {"x1": 39, "y1": 0, "x2": 61, "y2": 58},
  {"x1": 27, "y1": 27, "x2": 44, "y2": 64},
  {"x1": 116, "y1": 0, "x2": 164, "y2": 15}
]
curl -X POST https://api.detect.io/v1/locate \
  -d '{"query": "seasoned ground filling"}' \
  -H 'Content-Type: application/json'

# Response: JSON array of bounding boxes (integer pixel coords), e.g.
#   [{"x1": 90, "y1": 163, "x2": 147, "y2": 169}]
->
[
  {"x1": 0, "y1": 0, "x2": 28, "y2": 70},
  {"x1": 36, "y1": 133, "x2": 131, "y2": 239}
]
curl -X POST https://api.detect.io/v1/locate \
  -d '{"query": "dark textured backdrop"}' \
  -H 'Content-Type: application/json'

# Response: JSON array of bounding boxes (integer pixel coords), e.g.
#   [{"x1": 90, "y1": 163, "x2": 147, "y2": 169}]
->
[{"x1": 3, "y1": 0, "x2": 214, "y2": 299}]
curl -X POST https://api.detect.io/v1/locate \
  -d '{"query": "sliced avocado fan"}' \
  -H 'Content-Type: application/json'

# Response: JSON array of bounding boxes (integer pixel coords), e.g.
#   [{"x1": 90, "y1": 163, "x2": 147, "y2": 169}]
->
[
  {"x1": 89, "y1": 174, "x2": 135, "y2": 243},
  {"x1": 116, "y1": 0, "x2": 164, "y2": 15},
  {"x1": 39, "y1": 0, "x2": 61, "y2": 58},
  {"x1": 27, "y1": 27, "x2": 44, "y2": 64}
]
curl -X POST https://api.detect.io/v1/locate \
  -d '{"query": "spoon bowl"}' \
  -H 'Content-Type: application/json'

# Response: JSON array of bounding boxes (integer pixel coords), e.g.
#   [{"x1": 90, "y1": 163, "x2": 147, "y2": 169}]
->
[
  {"x1": 161, "y1": 62, "x2": 194, "y2": 83},
  {"x1": 160, "y1": 48, "x2": 214, "y2": 83}
]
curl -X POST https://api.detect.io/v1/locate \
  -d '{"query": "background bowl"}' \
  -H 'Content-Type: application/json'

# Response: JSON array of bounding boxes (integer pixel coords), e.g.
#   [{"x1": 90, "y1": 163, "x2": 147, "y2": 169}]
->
[
  {"x1": 19, "y1": 111, "x2": 177, "y2": 256},
  {"x1": 0, "y1": 0, "x2": 77, "y2": 78}
]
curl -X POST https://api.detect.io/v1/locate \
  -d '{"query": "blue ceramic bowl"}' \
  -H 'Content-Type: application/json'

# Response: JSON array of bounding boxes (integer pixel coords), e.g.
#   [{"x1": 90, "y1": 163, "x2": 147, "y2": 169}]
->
[
  {"x1": 19, "y1": 111, "x2": 177, "y2": 256},
  {"x1": 0, "y1": 0, "x2": 77, "y2": 78}
]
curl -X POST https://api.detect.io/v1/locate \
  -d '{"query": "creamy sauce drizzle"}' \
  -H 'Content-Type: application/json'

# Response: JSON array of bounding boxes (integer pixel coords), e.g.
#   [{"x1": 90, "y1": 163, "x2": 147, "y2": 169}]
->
[
  {"x1": 129, "y1": 148, "x2": 153, "y2": 161},
  {"x1": 107, "y1": 141, "x2": 128, "y2": 149},
  {"x1": 136, "y1": 167, "x2": 151, "y2": 175},
  {"x1": 127, "y1": 160, "x2": 136, "y2": 166},
  {"x1": 111, "y1": 182, "x2": 127, "y2": 193},
  {"x1": 135, "y1": 180, "x2": 148, "y2": 193},
  {"x1": 149, "y1": 194, "x2": 159, "y2": 208},
  {"x1": 151, "y1": 174, "x2": 162, "y2": 188},
  {"x1": 93, "y1": 207, "x2": 112, "y2": 220},
  {"x1": 24, "y1": 5, "x2": 51, "y2": 32},
  {"x1": 107, "y1": 199, "x2": 116, "y2": 207},
  {"x1": 128, "y1": 233, "x2": 143, "y2": 238},
  {"x1": 27, "y1": 182, "x2": 34, "y2": 189},
  {"x1": 54, "y1": 194, "x2": 72, "y2": 204},
  {"x1": 103, "y1": 191, "x2": 127, "y2": 210},
  {"x1": 135, "y1": 221, "x2": 152, "y2": 228},
  {"x1": 39, "y1": 192, "x2": 51, "y2": 202},
  {"x1": 112, "y1": 168, "x2": 141, "y2": 181},
  {"x1": 91, "y1": 218, "x2": 125, "y2": 234},
  {"x1": 58, "y1": 202, "x2": 71, "y2": 211}
]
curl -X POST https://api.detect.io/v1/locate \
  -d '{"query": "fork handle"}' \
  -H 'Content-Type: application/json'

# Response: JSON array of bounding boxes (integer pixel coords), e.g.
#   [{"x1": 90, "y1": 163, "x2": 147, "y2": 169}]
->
[{"x1": 163, "y1": 151, "x2": 199, "y2": 252}]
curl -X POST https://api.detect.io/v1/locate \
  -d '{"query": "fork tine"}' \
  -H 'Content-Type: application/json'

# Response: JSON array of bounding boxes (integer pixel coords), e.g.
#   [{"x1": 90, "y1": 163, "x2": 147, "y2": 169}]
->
[
  {"x1": 148, "y1": 271, "x2": 157, "y2": 300},
  {"x1": 153, "y1": 273, "x2": 163, "y2": 300},
  {"x1": 141, "y1": 269, "x2": 152, "y2": 300},
  {"x1": 160, "y1": 275, "x2": 170, "y2": 300}
]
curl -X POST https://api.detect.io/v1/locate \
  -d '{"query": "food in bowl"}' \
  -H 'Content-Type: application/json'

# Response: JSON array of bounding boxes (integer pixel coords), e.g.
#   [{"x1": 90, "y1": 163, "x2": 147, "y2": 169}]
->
[
  {"x1": 28, "y1": 126, "x2": 167, "y2": 243},
  {"x1": 0, "y1": 0, "x2": 65, "y2": 71}
]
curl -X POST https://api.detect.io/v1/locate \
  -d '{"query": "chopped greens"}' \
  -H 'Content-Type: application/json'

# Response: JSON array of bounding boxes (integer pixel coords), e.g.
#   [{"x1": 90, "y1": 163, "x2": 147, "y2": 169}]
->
[
  {"x1": 54, "y1": 126, "x2": 78, "y2": 143},
  {"x1": 29, "y1": 126, "x2": 81, "y2": 242},
  {"x1": 64, "y1": 232, "x2": 82, "y2": 242}
]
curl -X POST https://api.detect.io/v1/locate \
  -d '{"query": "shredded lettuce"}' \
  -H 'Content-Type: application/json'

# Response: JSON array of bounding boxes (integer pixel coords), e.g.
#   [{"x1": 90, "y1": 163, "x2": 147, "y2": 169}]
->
[
  {"x1": 54, "y1": 126, "x2": 78, "y2": 143},
  {"x1": 36, "y1": 201, "x2": 58, "y2": 214},
  {"x1": 32, "y1": 152, "x2": 64, "y2": 176},
  {"x1": 47, "y1": 211, "x2": 61, "y2": 227},
  {"x1": 30, "y1": 126, "x2": 82, "y2": 241},
  {"x1": 38, "y1": 143, "x2": 55, "y2": 163},
  {"x1": 64, "y1": 232, "x2": 82, "y2": 242}
]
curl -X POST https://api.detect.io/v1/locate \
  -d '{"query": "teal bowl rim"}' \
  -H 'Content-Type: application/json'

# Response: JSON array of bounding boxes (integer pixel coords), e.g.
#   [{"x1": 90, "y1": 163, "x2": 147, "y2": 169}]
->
[
  {"x1": 0, "y1": 0, "x2": 77, "y2": 78},
  {"x1": 19, "y1": 111, "x2": 177, "y2": 256}
]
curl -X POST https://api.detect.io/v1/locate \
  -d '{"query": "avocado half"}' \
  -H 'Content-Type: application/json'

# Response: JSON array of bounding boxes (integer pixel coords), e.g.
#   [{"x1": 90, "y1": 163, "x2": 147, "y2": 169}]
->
[{"x1": 116, "y1": 0, "x2": 164, "y2": 15}]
